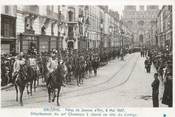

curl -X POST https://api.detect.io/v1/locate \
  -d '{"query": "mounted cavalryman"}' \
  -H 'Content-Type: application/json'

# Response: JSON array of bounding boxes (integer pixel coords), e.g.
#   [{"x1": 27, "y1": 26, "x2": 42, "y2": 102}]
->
[
  {"x1": 46, "y1": 52, "x2": 58, "y2": 87},
  {"x1": 12, "y1": 52, "x2": 26, "y2": 82}
]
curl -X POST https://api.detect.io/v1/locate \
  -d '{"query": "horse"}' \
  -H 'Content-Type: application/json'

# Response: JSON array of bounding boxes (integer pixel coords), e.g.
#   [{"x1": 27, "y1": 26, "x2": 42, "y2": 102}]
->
[
  {"x1": 14, "y1": 64, "x2": 28, "y2": 106},
  {"x1": 41, "y1": 56, "x2": 49, "y2": 83},
  {"x1": 85, "y1": 56, "x2": 93, "y2": 78},
  {"x1": 73, "y1": 58, "x2": 81, "y2": 86},
  {"x1": 62, "y1": 61, "x2": 69, "y2": 84},
  {"x1": 65, "y1": 59, "x2": 73, "y2": 84},
  {"x1": 36, "y1": 56, "x2": 45, "y2": 83},
  {"x1": 74, "y1": 56, "x2": 86, "y2": 86},
  {"x1": 47, "y1": 63, "x2": 64, "y2": 106},
  {"x1": 25, "y1": 62, "x2": 38, "y2": 96},
  {"x1": 79, "y1": 58, "x2": 87, "y2": 83}
]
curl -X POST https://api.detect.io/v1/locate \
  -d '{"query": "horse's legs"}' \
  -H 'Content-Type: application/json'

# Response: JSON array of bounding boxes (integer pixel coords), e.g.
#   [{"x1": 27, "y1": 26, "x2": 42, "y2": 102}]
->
[
  {"x1": 57, "y1": 87, "x2": 61, "y2": 106},
  {"x1": 89, "y1": 69, "x2": 92, "y2": 78},
  {"x1": 81, "y1": 73, "x2": 84, "y2": 84},
  {"x1": 78, "y1": 74, "x2": 81, "y2": 86},
  {"x1": 26, "y1": 83, "x2": 30, "y2": 95},
  {"x1": 69, "y1": 73, "x2": 72, "y2": 82},
  {"x1": 66, "y1": 74, "x2": 71, "y2": 84},
  {"x1": 6, "y1": 73, "x2": 10, "y2": 84},
  {"x1": 77, "y1": 75, "x2": 79, "y2": 86},
  {"x1": 15, "y1": 84, "x2": 18, "y2": 102},
  {"x1": 81, "y1": 73, "x2": 83, "y2": 84},
  {"x1": 48, "y1": 88, "x2": 51, "y2": 103},
  {"x1": 34, "y1": 71, "x2": 37, "y2": 92},
  {"x1": 19, "y1": 86, "x2": 25, "y2": 106},
  {"x1": 34, "y1": 79, "x2": 36, "y2": 92},
  {"x1": 42, "y1": 69, "x2": 44, "y2": 82},
  {"x1": 52, "y1": 89, "x2": 56, "y2": 102},
  {"x1": 37, "y1": 72, "x2": 39, "y2": 86},
  {"x1": 30, "y1": 81, "x2": 33, "y2": 96}
]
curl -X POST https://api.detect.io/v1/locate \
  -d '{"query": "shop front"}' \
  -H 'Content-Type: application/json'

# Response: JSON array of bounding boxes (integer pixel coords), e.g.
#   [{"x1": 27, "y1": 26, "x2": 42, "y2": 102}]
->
[
  {"x1": 19, "y1": 33, "x2": 59, "y2": 53},
  {"x1": 38, "y1": 35, "x2": 59, "y2": 52},
  {"x1": 1, "y1": 14, "x2": 16, "y2": 55},
  {"x1": 1, "y1": 38, "x2": 16, "y2": 55},
  {"x1": 50, "y1": 37, "x2": 57, "y2": 50},
  {"x1": 38, "y1": 35, "x2": 50, "y2": 52},
  {"x1": 19, "y1": 34, "x2": 37, "y2": 53}
]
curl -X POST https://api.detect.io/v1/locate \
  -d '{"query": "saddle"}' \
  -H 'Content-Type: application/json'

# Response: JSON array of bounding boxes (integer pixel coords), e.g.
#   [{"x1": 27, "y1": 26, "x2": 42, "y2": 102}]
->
[{"x1": 15, "y1": 67, "x2": 27, "y2": 83}]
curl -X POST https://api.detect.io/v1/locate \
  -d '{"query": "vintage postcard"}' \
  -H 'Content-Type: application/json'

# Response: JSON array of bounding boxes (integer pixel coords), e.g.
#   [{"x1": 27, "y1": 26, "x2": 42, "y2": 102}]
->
[{"x1": 0, "y1": 0, "x2": 174, "y2": 117}]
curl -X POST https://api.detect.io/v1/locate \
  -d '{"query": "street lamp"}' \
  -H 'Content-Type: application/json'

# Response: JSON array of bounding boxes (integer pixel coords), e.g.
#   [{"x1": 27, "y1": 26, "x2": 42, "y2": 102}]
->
[{"x1": 100, "y1": 19, "x2": 104, "y2": 55}]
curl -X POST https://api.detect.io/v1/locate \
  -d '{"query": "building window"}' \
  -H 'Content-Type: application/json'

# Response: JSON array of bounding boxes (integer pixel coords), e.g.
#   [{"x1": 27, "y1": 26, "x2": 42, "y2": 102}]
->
[
  {"x1": 51, "y1": 23, "x2": 54, "y2": 35},
  {"x1": 1, "y1": 15, "x2": 16, "y2": 37},
  {"x1": 68, "y1": 10, "x2": 73, "y2": 21},
  {"x1": 5, "y1": 6, "x2": 10, "y2": 14},
  {"x1": 4, "y1": 23, "x2": 10, "y2": 36}
]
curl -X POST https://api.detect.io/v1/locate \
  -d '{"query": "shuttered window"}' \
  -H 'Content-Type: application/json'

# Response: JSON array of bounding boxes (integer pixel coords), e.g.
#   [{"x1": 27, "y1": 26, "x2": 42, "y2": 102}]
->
[{"x1": 1, "y1": 14, "x2": 16, "y2": 37}]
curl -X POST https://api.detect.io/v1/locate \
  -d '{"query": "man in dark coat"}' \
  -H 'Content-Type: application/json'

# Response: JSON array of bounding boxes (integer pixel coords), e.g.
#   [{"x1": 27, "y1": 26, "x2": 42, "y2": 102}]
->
[
  {"x1": 151, "y1": 73, "x2": 160, "y2": 107},
  {"x1": 144, "y1": 57, "x2": 149, "y2": 73},
  {"x1": 162, "y1": 73, "x2": 173, "y2": 107},
  {"x1": 147, "y1": 58, "x2": 152, "y2": 73}
]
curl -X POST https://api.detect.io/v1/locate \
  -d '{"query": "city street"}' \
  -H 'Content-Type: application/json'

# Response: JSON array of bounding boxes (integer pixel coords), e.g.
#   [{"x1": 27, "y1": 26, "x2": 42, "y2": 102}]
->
[{"x1": 1, "y1": 53, "x2": 168, "y2": 108}]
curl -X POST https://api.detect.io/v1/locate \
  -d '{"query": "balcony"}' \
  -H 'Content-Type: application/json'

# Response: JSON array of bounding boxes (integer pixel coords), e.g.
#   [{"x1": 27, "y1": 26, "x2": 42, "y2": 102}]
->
[
  {"x1": 66, "y1": 10, "x2": 77, "y2": 24},
  {"x1": 25, "y1": 29, "x2": 35, "y2": 34},
  {"x1": 68, "y1": 31, "x2": 74, "y2": 39},
  {"x1": 23, "y1": 6, "x2": 39, "y2": 15}
]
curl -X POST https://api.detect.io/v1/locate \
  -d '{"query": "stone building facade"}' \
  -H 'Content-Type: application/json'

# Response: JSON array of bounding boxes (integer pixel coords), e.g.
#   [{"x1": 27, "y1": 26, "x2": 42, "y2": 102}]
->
[
  {"x1": 1, "y1": 5, "x2": 133, "y2": 54},
  {"x1": 1, "y1": 6, "x2": 17, "y2": 55},
  {"x1": 122, "y1": 5, "x2": 159, "y2": 47},
  {"x1": 16, "y1": 6, "x2": 60, "y2": 53},
  {"x1": 156, "y1": 5, "x2": 172, "y2": 51}
]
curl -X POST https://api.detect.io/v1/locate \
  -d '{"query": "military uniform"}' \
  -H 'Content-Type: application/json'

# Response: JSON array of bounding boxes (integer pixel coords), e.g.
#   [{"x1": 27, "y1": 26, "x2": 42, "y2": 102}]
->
[
  {"x1": 12, "y1": 55, "x2": 25, "y2": 82},
  {"x1": 92, "y1": 55, "x2": 99, "y2": 76},
  {"x1": 13, "y1": 57, "x2": 25, "y2": 76},
  {"x1": 46, "y1": 56, "x2": 58, "y2": 86},
  {"x1": 47, "y1": 57, "x2": 58, "y2": 73}
]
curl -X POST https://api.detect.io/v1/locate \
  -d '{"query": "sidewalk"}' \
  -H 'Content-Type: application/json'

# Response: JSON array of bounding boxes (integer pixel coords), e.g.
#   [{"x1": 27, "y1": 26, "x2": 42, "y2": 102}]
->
[{"x1": 141, "y1": 56, "x2": 167, "y2": 107}]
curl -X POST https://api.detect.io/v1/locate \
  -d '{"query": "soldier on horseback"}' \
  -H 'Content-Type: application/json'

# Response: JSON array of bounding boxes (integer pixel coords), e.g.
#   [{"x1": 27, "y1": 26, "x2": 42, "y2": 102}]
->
[
  {"x1": 29, "y1": 53, "x2": 37, "y2": 70},
  {"x1": 46, "y1": 51, "x2": 65, "y2": 106},
  {"x1": 92, "y1": 54, "x2": 100, "y2": 76},
  {"x1": 12, "y1": 52, "x2": 28, "y2": 106},
  {"x1": 12, "y1": 52, "x2": 25, "y2": 82},
  {"x1": 46, "y1": 52, "x2": 58, "y2": 87},
  {"x1": 28, "y1": 52, "x2": 40, "y2": 90}
]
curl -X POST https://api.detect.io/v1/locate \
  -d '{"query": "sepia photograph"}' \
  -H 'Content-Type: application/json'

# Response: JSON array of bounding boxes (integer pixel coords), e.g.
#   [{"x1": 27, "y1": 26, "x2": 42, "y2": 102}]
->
[{"x1": 1, "y1": 5, "x2": 173, "y2": 108}]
